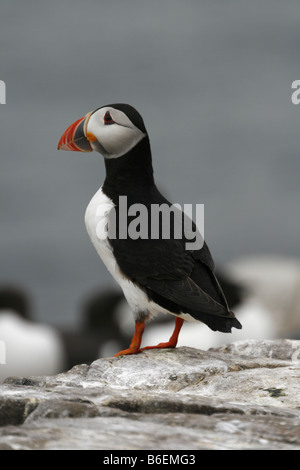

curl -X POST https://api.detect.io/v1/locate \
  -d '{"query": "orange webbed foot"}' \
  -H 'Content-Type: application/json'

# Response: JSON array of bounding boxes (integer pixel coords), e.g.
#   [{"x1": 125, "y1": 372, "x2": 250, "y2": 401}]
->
[
  {"x1": 140, "y1": 341, "x2": 176, "y2": 351},
  {"x1": 114, "y1": 347, "x2": 142, "y2": 356},
  {"x1": 114, "y1": 321, "x2": 145, "y2": 357}
]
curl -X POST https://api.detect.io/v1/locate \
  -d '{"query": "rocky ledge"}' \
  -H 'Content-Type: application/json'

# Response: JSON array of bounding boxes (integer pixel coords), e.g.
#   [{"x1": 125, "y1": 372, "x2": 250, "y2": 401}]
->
[{"x1": 0, "y1": 339, "x2": 300, "y2": 450}]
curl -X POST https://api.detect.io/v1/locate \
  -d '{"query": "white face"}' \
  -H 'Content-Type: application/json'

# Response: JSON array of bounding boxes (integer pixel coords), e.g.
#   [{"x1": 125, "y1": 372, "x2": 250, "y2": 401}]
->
[{"x1": 85, "y1": 107, "x2": 146, "y2": 158}]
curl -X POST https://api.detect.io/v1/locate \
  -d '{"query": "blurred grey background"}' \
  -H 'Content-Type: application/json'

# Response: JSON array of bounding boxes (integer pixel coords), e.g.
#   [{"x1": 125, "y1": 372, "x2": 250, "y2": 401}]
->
[{"x1": 0, "y1": 0, "x2": 300, "y2": 332}]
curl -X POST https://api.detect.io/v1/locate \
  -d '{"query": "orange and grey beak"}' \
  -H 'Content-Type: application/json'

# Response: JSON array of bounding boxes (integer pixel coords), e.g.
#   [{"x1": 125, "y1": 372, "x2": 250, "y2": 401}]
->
[{"x1": 57, "y1": 112, "x2": 96, "y2": 152}]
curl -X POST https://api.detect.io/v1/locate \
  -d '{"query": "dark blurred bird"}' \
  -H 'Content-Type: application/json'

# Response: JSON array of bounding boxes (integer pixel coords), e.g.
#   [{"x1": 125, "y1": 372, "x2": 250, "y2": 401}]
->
[{"x1": 58, "y1": 103, "x2": 242, "y2": 356}]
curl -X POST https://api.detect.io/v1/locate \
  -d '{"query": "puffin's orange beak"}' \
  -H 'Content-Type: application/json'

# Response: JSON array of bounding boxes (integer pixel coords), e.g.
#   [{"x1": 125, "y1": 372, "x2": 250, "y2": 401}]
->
[{"x1": 57, "y1": 112, "x2": 94, "y2": 152}]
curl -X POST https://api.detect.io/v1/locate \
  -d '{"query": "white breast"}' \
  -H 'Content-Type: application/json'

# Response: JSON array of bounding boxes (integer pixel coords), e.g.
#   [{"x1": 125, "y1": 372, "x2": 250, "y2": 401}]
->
[
  {"x1": 84, "y1": 187, "x2": 167, "y2": 320},
  {"x1": 84, "y1": 187, "x2": 118, "y2": 278}
]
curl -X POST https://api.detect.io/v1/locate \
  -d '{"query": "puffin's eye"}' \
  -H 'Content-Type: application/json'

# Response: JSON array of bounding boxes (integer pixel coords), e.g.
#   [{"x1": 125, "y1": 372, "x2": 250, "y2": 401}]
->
[{"x1": 104, "y1": 111, "x2": 114, "y2": 125}]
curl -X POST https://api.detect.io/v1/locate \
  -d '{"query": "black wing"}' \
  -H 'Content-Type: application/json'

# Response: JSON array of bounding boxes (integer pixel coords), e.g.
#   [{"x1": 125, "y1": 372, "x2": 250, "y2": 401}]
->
[
  {"x1": 110, "y1": 235, "x2": 235, "y2": 320},
  {"x1": 108, "y1": 185, "x2": 241, "y2": 327}
]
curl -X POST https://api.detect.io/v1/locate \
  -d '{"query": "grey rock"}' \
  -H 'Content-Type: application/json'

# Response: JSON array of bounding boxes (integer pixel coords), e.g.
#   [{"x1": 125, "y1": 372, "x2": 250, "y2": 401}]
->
[{"x1": 0, "y1": 340, "x2": 300, "y2": 450}]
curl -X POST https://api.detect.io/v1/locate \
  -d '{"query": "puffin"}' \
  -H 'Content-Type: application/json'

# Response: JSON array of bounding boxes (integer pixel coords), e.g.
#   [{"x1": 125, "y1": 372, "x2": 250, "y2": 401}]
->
[{"x1": 57, "y1": 103, "x2": 242, "y2": 356}]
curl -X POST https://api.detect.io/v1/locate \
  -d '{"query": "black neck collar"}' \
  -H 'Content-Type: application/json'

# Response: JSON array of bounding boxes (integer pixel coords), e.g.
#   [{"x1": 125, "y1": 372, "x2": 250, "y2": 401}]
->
[{"x1": 102, "y1": 136, "x2": 155, "y2": 199}]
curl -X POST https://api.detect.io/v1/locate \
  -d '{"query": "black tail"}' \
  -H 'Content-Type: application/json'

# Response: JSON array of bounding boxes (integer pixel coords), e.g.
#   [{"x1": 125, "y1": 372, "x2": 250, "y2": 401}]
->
[{"x1": 189, "y1": 309, "x2": 242, "y2": 333}]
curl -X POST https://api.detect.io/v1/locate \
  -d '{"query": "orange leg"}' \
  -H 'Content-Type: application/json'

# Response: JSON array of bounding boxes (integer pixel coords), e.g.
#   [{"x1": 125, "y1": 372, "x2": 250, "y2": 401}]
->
[
  {"x1": 141, "y1": 317, "x2": 184, "y2": 351},
  {"x1": 114, "y1": 321, "x2": 145, "y2": 356}
]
